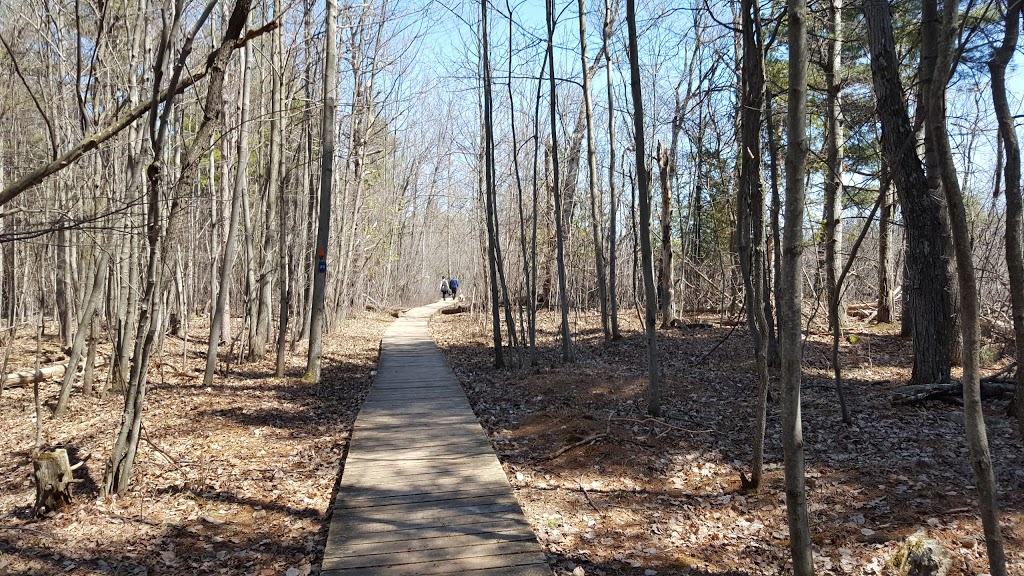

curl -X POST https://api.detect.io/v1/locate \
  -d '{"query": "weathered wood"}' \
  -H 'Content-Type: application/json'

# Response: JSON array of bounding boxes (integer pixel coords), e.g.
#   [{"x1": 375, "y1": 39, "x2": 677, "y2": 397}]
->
[
  {"x1": 32, "y1": 448, "x2": 79, "y2": 516},
  {"x1": 4, "y1": 355, "x2": 108, "y2": 388},
  {"x1": 891, "y1": 381, "x2": 1015, "y2": 404},
  {"x1": 324, "y1": 301, "x2": 549, "y2": 575}
]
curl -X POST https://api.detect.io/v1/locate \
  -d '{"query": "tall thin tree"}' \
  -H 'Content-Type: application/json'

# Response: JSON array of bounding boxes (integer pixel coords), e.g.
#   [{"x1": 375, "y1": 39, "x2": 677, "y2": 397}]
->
[
  {"x1": 781, "y1": 0, "x2": 814, "y2": 571},
  {"x1": 547, "y1": 0, "x2": 574, "y2": 362},
  {"x1": 625, "y1": 0, "x2": 661, "y2": 416},
  {"x1": 304, "y1": 0, "x2": 337, "y2": 382}
]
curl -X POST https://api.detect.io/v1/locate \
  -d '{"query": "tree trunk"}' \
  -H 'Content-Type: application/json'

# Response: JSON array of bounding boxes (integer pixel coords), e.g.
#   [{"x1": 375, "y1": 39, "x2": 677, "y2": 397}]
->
[
  {"x1": 737, "y1": 0, "x2": 772, "y2": 492},
  {"x1": 657, "y1": 142, "x2": 676, "y2": 329},
  {"x1": 55, "y1": 225, "x2": 73, "y2": 347},
  {"x1": 989, "y1": 0, "x2": 1024, "y2": 444},
  {"x1": 604, "y1": 0, "x2": 621, "y2": 341},
  {"x1": 273, "y1": 0, "x2": 289, "y2": 377},
  {"x1": 579, "y1": 0, "x2": 611, "y2": 340},
  {"x1": 922, "y1": 0, "x2": 1006, "y2": 571},
  {"x1": 204, "y1": 44, "x2": 251, "y2": 387},
  {"x1": 481, "y1": 0, "x2": 505, "y2": 368},
  {"x1": 876, "y1": 158, "x2": 896, "y2": 323},
  {"x1": 625, "y1": 0, "x2": 661, "y2": 416},
  {"x1": 863, "y1": 0, "x2": 951, "y2": 385},
  {"x1": 781, "y1": 0, "x2": 814, "y2": 573},
  {"x1": 547, "y1": 0, "x2": 574, "y2": 363},
  {"x1": 823, "y1": 0, "x2": 845, "y2": 332},
  {"x1": 54, "y1": 249, "x2": 110, "y2": 416},
  {"x1": 104, "y1": 0, "x2": 248, "y2": 495},
  {"x1": 304, "y1": 0, "x2": 336, "y2": 382}
]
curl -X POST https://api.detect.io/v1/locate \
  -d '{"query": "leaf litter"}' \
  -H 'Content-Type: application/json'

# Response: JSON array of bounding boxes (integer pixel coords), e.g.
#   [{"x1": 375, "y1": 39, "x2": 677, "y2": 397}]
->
[
  {"x1": 0, "y1": 312, "x2": 392, "y2": 575},
  {"x1": 431, "y1": 309, "x2": 1024, "y2": 576}
]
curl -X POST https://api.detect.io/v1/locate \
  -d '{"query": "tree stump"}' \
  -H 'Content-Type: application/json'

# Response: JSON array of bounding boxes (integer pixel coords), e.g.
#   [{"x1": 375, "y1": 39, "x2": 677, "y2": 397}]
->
[{"x1": 33, "y1": 448, "x2": 77, "y2": 516}]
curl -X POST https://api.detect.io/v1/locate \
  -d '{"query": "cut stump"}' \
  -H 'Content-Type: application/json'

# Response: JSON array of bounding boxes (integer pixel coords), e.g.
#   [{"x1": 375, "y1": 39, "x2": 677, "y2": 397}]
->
[{"x1": 33, "y1": 448, "x2": 77, "y2": 516}]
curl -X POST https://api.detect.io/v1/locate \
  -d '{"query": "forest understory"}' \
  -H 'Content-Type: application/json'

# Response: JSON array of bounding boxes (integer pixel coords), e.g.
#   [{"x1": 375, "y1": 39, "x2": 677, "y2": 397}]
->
[
  {"x1": 0, "y1": 312, "x2": 394, "y2": 576},
  {"x1": 432, "y1": 307, "x2": 1024, "y2": 576},
  {"x1": 1, "y1": 305, "x2": 1022, "y2": 576}
]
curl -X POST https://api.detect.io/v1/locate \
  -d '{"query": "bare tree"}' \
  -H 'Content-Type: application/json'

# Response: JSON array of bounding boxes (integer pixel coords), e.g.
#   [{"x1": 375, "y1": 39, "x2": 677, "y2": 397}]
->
[
  {"x1": 547, "y1": 0, "x2": 574, "y2": 363},
  {"x1": 204, "y1": 42, "x2": 251, "y2": 388},
  {"x1": 304, "y1": 0, "x2": 337, "y2": 382},
  {"x1": 578, "y1": 0, "x2": 611, "y2": 340},
  {"x1": 989, "y1": 0, "x2": 1024, "y2": 443},
  {"x1": 625, "y1": 0, "x2": 661, "y2": 416},
  {"x1": 780, "y1": 0, "x2": 814, "y2": 572},
  {"x1": 921, "y1": 0, "x2": 1007, "y2": 571}
]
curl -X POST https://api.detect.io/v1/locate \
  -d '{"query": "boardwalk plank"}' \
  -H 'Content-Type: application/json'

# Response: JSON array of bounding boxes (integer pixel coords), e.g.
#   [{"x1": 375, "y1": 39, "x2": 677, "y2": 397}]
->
[{"x1": 322, "y1": 301, "x2": 549, "y2": 576}]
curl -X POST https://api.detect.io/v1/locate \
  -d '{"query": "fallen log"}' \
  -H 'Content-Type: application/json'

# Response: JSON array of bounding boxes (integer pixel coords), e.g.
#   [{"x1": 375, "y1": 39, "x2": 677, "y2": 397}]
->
[
  {"x1": 891, "y1": 381, "x2": 1016, "y2": 405},
  {"x1": 3, "y1": 354, "x2": 108, "y2": 388},
  {"x1": 441, "y1": 304, "x2": 471, "y2": 315}
]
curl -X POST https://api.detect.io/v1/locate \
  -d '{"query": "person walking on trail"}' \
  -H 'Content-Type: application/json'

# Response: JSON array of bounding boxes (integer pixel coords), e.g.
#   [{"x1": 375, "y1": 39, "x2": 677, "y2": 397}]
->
[
  {"x1": 449, "y1": 277, "x2": 459, "y2": 299},
  {"x1": 440, "y1": 277, "x2": 452, "y2": 301}
]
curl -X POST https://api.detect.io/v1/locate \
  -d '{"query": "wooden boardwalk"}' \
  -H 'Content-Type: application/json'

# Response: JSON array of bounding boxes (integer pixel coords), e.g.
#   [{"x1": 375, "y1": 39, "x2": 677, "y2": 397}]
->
[{"x1": 322, "y1": 301, "x2": 550, "y2": 576}]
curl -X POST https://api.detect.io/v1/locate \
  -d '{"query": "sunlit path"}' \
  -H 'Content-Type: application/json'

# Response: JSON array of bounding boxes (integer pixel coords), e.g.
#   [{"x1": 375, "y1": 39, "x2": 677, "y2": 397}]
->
[{"x1": 323, "y1": 301, "x2": 550, "y2": 575}]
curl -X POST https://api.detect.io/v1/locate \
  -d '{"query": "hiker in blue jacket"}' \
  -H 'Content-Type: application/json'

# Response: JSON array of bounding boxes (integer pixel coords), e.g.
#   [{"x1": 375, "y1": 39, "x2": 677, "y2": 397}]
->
[{"x1": 449, "y1": 277, "x2": 459, "y2": 299}]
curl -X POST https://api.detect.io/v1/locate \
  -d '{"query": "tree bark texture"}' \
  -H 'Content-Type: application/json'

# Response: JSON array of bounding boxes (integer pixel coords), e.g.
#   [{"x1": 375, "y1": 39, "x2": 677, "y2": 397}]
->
[
  {"x1": 657, "y1": 142, "x2": 677, "y2": 329},
  {"x1": 304, "y1": 0, "x2": 337, "y2": 382},
  {"x1": 989, "y1": 0, "x2": 1024, "y2": 444},
  {"x1": 547, "y1": 0, "x2": 574, "y2": 363},
  {"x1": 782, "y1": 0, "x2": 814, "y2": 572},
  {"x1": 922, "y1": 0, "x2": 1007, "y2": 571},
  {"x1": 579, "y1": 0, "x2": 611, "y2": 340},
  {"x1": 863, "y1": 0, "x2": 951, "y2": 385},
  {"x1": 626, "y1": 0, "x2": 661, "y2": 416}
]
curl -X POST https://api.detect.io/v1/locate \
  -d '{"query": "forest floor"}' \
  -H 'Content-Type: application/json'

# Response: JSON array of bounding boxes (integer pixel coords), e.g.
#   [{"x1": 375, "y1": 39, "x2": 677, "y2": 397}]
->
[
  {"x1": 0, "y1": 312, "x2": 394, "y2": 576},
  {"x1": 1, "y1": 305, "x2": 1022, "y2": 576},
  {"x1": 431, "y1": 307, "x2": 1024, "y2": 576}
]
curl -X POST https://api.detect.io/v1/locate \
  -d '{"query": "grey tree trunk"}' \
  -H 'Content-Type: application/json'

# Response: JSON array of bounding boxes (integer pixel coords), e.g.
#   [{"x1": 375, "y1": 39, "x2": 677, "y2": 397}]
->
[
  {"x1": 547, "y1": 0, "x2": 574, "y2": 363},
  {"x1": 823, "y1": 0, "x2": 850, "y2": 424},
  {"x1": 273, "y1": 0, "x2": 289, "y2": 377},
  {"x1": 104, "y1": 0, "x2": 247, "y2": 495},
  {"x1": 55, "y1": 225, "x2": 73, "y2": 347},
  {"x1": 604, "y1": 0, "x2": 621, "y2": 340},
  {"x1": 578, "y1": 0, "x2": 610, "y2": 340},
  {"x1": 657, "y1": 142, "x2": 676, "y2": 329},
  {"x1": 876, "y1": 159, "x2": 896, "y2": 323},
  {"x1": 737, "y1": 0, "x2": 772, "y2": 491},
  {"x1": 823, "y1": 0, "x2": 845, "y2": 332},
  {"x1": 989, "y1": 0, "x2": 1024, "y2": 443},
  {"x1": 922, "y1": 0, "x2": 1006, "y2": 572},
  {"x1": 781, "y1": 0, "x2": 814, "y2": 572},
  {"x1": 204, "y1": 43, "x2": 251, "y2": 388},
  {"x1": 304, "y1": 0, "x2": 336, "y2": 382},
  {"x1": 481, "y1": 0, "x2": 505, "y2": 368},
  {"x1": 54, "y1": 248, "x2": 110, "y2": 416},
  {"x1": 625, "y1": 0, "x2": 661, "y2": 416}
]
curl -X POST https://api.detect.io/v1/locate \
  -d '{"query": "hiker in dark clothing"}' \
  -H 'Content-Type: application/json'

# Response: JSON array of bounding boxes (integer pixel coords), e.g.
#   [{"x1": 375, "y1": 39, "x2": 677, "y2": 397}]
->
[
  {"x1": 449, "y1": 277, "x2": 459, "y2": 299},
  {"x1": 440, "y1": 277, "x2": 452, "y2": 300}
]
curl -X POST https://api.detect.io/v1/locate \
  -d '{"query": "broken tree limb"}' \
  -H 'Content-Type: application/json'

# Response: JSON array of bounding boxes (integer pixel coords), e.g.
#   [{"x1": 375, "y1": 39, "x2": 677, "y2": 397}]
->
[{"x1": 891, "y1": 381, "x2": 1016, "y2": 405}]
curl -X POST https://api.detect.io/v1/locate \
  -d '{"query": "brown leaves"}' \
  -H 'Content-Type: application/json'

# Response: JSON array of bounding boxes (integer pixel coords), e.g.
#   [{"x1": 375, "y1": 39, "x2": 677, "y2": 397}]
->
[
  {"x1": 0, "y1": 313, "x2": 393, "y2": 575},
  {"x1": 433, "y1": 310, "x2": 1024, "y2": 576}
]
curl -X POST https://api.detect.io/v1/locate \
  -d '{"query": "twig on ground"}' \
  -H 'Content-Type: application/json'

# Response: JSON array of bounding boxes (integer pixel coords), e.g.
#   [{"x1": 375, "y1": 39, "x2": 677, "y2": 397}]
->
[
  {"x1": 541, "y1": 433, "x2": 607, "y2": 461},
  {"x1": 577, "y1": 476, "x2": 602, "y2": 514},
  {"x1": 611, "y1": 416, "x2": 713, "y2": 434},
  {"x1": 140, "y1": 424, "x2": 182, "y2": 469}
]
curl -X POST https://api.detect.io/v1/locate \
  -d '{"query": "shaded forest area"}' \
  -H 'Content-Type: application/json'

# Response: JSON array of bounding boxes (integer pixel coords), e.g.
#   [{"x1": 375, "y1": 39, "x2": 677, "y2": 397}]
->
[{"x1": 2, "y1": 0, "x2": 1024, "y2": 573}]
